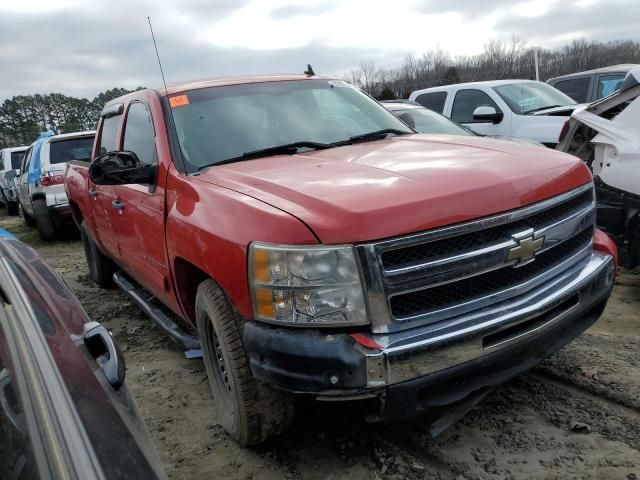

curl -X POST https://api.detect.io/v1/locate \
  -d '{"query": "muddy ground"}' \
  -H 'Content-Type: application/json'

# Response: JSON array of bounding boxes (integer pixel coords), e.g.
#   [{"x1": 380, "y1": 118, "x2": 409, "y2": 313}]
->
[{"x1": 3, "y1": 212, "x2": 639, "y2": 480}]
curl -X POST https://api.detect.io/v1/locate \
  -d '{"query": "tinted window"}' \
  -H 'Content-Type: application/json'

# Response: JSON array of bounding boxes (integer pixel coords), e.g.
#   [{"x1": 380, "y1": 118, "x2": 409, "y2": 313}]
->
[
  {"x1": 10, "y1": 152, "x2": 25, "y2": 170},
  {"x1": 392, "y1": 107, "x2": 470, "y2": 135},
  {"x1": 598, "y1": 74, "x2": 625, "y2": 99},
  {"x1": 123, "y1": 103, "x2": 157, "y2": 165},
  {"x1": 49, "y1": 137, "x2": 94, "y2": 165},
  {"x1": 99, "y1": 115, "x2": 121, "y2": 155},
  {"x1": 21, "y1": 149, "x2": 32, "y2": 175},
  {"x1": 415, "y1": 92, "x2": 447, "y2": 114},
  {"x1": 451, "y1": 89, "x2": 501, "y2": 123},
  {"x1": 553, "y1": 77, "x2": 590, "y2": 103}
]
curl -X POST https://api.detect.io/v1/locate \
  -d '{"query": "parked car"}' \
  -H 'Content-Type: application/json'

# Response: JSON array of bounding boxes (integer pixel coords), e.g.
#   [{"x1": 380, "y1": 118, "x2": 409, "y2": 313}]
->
[
  {"x1": 557, "y1": 68, "x2": 640, "y2": 268},
  {"x1": 381, "y1": 101, "x2": 472, "y2": 135},
  {"x1": 66, "y1": 74, "x2": 616, "y2": 446},
  {"x1": 409, "y1": 80, "x2": 581, "y2": 146},
  {"x1": 548, "y1": 64, "x2": 640, "y2": 103},
  {"x1": 0, "y1": 146, "x2": 28, "y2": 215},
  {"x1": 17, "y1": 131, "x2": 95, "y2": 240},
  {"x1": 0, "y1": 230, "x2": 165, "y2": 479}
]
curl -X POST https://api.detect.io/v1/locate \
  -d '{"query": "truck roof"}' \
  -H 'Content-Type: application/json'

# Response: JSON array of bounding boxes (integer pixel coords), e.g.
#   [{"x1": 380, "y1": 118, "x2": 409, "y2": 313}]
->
[
  {"x1": 411, "y1": 79, "x2": 542, "y2": 95},
  {"x1": 102, "y1": 74, "x2": 335, "y2": 110},
  {"x1": 547, "y1": 64, "x2": 640, "y2": 83},
  {"x1": 47, "y1": 131, "x2": 96, "y2": 142}
]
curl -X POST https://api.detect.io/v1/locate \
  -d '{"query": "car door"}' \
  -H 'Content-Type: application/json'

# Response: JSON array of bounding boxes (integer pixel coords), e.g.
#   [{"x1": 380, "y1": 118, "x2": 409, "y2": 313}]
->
[
  {"x1": 111, "y1": 101, "x2": 171, "y2": 303},
  {"x1": 90, "y1": 112, "x2": 121, "y2": 257},
  {"x1": 450, "y1": 88, "x2": 508, "y2": 136},
  {"x1": 17, "y1": 147, "x2": 33, "y2": 214}
]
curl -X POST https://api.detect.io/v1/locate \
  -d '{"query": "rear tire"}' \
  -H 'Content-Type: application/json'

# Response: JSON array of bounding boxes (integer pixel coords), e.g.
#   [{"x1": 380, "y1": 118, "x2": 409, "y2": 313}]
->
[
  {"x1": 6, "y1": 202, "x2": 17, "y2": 216},
  {"x1": 18, "y1": 202, "x2": 35, "y2": 227},
  {"x1": 196, "y1": 279, "x2": 294, "y2": 445},
  {"x1": 33, "y1": 198, "x2": 57, "y2": 241},
  {"x1": 80, "y1": 221, "x2": 117, "y2": 288}
]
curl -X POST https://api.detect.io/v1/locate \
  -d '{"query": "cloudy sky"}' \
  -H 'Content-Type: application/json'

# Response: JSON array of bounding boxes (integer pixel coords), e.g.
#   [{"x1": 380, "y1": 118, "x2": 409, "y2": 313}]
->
[{"x1": 0, "y1": 0, "x2": 638, "y2": 100}]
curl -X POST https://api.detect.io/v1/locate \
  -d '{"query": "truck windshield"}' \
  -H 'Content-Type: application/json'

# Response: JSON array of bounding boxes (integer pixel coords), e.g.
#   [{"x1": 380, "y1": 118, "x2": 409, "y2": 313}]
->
[
  {"x1": 391, "y1": 107, "x2": 471, "y2": 135},
  {"x1": 169, "y1": 79, "x2": 413, "y2": 171},
  {"x1": 49, "y1": 137, "x2": 95, "y2": 164},
  {"x1": 493, "y1": 82, "x2": 576, "y2": 115}
]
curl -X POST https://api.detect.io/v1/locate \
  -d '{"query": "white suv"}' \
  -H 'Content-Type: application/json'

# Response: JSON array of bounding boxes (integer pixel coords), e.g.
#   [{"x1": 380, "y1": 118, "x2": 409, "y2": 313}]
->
[
  {"x1": 17, "y1": 131, "x2": 95, "y2": 240},
  {"x1": 0, "y1": 146, "x2": 28, "y2": 215}
]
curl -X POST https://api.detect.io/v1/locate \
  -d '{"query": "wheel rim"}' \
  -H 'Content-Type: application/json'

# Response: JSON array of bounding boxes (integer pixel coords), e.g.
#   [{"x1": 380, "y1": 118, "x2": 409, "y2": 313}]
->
[
  {"x1": 204, "y1": 316, "x2": 235, "y2": 415},
  {"x1": 213, "y1": 331, "x2": 233, "y2": 395}
]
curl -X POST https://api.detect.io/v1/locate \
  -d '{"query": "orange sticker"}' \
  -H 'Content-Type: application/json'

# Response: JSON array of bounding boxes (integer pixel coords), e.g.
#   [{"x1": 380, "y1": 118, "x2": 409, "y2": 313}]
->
[{"x1": 169, "y1": 95, "x2": 190, "y2": 108}]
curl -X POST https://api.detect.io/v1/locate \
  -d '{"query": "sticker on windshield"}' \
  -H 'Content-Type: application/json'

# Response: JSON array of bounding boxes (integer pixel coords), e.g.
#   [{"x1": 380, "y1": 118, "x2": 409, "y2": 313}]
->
[
  {"x1": 169, "y1": 95, "x2": 190, "y2": 108},
  {"x1": 328, "y1": 80, "x2": 353, "y2": 89}
]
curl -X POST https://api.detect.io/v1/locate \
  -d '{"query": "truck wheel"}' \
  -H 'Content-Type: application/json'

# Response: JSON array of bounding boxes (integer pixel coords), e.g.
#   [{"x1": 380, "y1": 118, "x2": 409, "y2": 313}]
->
[
  {"x1": 6, "y1": 202, "x2": 17, "y2": 216},
  {"x1": 33, "y1": 199, "x2": 57, "y2": 241},
  {"x1": 196, "y1": 279, "x2": 294, "y2": 445},
  {"x1": 18, "y1": 202, "x2": 35, "y2": 227},
  {"x1": 80, "y1": 221, "x2": 117, "y2": 288}
]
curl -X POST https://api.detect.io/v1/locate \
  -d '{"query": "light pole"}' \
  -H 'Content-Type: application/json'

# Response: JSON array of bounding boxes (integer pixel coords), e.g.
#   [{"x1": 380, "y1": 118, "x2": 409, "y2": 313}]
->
[{"x1": 533, "y1": 46, "x2": 540, "y2": 81}]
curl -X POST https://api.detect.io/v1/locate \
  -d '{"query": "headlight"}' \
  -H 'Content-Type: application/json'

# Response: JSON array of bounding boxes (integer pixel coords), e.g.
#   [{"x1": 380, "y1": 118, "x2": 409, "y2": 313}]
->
[{"x1": 249, "y1": 243, "x2": 368, "y2": 326}]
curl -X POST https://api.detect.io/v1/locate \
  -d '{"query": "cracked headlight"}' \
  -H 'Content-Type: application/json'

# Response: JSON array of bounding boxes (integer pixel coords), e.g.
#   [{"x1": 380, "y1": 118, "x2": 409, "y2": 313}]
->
[{"x1": 249, "y1": 243, "x2": 368, "y2": 326}]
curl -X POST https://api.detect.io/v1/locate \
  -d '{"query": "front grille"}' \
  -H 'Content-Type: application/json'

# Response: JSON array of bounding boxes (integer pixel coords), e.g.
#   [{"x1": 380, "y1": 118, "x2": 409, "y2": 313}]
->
[
  {"x1": 382, "y1": 188, "x2": 593, "y2": 271},
  {"x1": 390, "y1": 227, "x2": 593, "y2": 319}
]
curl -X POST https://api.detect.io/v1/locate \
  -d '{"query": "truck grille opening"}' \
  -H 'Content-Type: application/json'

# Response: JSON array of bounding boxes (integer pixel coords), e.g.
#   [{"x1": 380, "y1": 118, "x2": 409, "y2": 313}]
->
[
  {"x1": 381, "y1": 188, "x2": 593, "y2": 271},
  {"x1": 389, "y1": 227, "x2": 592, "y2": 319}
]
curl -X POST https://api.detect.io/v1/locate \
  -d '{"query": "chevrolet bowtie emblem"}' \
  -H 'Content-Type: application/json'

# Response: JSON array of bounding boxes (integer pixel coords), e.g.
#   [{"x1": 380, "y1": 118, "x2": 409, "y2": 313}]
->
[{"x1": 507, "y1": 230, "x2": 544, "y2": 267}]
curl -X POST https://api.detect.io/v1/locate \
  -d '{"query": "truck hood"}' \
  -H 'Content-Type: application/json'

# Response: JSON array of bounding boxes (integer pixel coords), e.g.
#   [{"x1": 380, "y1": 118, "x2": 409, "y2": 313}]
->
[{"x1": 196, "y1": 134, "x2": 591, "y2": 243}]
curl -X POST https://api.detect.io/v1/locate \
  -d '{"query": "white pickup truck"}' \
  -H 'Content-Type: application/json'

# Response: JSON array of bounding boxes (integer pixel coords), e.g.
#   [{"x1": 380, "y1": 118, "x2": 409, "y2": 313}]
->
[
  {"x1": 409, "y1": 80, "x2": 583, "y2": 147},
  {"x1": 0, "y1": 146, "x2": 28, "y2": 214}
]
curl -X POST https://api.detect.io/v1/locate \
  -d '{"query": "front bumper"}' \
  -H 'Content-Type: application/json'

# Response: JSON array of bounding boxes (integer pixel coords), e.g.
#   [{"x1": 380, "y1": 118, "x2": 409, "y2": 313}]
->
[{"x1": 244, "y1": 252, "x2": 614, "y2": 416}]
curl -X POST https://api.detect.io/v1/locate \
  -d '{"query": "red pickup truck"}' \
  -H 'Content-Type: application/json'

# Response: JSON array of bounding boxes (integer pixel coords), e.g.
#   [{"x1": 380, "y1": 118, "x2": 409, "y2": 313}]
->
[{"x1": 65, "y1": 74, "x2": 617, "y2": 445}]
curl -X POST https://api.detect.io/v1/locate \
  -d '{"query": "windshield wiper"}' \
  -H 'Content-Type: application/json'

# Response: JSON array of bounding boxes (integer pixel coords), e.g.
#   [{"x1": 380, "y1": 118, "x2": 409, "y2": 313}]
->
[
  {"x1": 334, "y1": 128, "x2": 412, "y2": 146},
  {"x1": 523, "y1": 104, "x2": 564, "y2": 114},
  {"x1": 198, "y1": 141, "x2": 334, "y2": 170}
]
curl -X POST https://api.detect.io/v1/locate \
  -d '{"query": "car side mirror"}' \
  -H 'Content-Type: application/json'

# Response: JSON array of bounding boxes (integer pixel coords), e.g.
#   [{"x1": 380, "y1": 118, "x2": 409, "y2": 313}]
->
[
  {"x1": 472, "y1": 106, "x2": 503, "y2": 124},
  {"x1": 89, "y1": 151, "x2": 155, "y2": 186}
]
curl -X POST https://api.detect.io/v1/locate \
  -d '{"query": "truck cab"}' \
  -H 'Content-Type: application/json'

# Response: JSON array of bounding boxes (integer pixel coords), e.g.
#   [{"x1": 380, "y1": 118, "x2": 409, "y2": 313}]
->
[
  {"x1": 409, "y1": 80, "x2": 581, "y2": 146},
  {"x1": 66, "y1": 74, "x2": 616, "y2": 446}
]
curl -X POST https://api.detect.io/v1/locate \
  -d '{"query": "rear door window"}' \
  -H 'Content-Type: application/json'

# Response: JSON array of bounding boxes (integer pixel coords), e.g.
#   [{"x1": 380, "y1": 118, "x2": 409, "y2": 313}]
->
[
  {"x1": 451, "y1": 89, "x2": 501, "y2": 123},
  {"x1": 49, "y1": 137, "x2": 95, "y2": 165},
  {"x1": 98, "y1": 115, "x2": 121, "y2": 155},
  {"x1": 10, "y1": 152, "x2": 25, "y2": 170},
  {"x1": 597, "y1": 74, "x2": 625, "y2": 99},
  {"x1": 553, "y1": 77, "x2": 591, "y2": 103},
  {"x1": 415, "y1": 92, "x2": 447, "y2": 114}
]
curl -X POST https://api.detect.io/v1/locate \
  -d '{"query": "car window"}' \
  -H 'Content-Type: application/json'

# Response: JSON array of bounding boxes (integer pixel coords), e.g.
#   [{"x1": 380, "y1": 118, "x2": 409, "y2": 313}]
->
[
  {"x1": 451, "y1": 89, "x2": 501, "y2": 123},
  {"x1": 394, "y1": 107, "x2": 471, "y2": 135},
  {"x1": 415, "y1": 92, "x2": 447, "y2": 114},
  {"x1": 123, "y1": 102, "x2": 157, "y2": 166},
  {"x1": 10, "y1": 152, "x2": 25, "y2": 170},
  {"x1": 553, "y1": 77, "x2": 590, "y2": 103},
  {"x1": 598, "y1": 74, "x2": 625, "y2": 99},
  {"x1": 20, "y1": 149, "x2": 32, "y2": 175},
  {"x1": 49, "y1": 137, "x2": 94, "y2": 165},
  {"x1": 98, "y1": 114, "x2": 121, "y2": 155}
]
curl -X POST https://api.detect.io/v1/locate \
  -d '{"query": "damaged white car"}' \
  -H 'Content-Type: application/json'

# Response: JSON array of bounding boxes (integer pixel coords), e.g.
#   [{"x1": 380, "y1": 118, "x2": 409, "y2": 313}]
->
[{"x1": 557, "y1": 68, "x2": 640, "y2": 268}]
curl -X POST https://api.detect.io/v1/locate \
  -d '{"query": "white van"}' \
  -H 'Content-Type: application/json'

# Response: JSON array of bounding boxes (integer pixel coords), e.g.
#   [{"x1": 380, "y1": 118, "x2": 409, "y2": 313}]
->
[
  {"x1": 409, "y1": 80, "x2": 583, "y2": 146},
  {"x1": 0, "y1": 146, "x2": 28, "y2": 214},
  {"x1": 17, "y1": 131, "x2": 95, "y2": 240}
]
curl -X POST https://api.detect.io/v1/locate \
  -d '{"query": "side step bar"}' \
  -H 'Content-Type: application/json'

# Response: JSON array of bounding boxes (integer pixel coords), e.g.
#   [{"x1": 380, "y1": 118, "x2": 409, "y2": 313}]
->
[{"x1": 113, "y1": 271, "x2": 200, "y2": 350}]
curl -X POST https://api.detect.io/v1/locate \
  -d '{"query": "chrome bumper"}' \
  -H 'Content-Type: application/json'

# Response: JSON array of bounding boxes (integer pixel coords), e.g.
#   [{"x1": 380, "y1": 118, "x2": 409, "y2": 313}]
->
[{"x1": 363, "y1": 251, "x2": 615, "y2": 387}]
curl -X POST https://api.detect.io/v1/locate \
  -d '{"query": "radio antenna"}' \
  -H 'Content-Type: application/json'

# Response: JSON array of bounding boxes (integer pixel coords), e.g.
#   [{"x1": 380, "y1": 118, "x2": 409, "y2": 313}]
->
[
  {"x1": 148, "y1": 16, "x2": 169, "y2": 95},
  {"x1": 147, "y1": 16, "x2": 188, "y2": 173}
]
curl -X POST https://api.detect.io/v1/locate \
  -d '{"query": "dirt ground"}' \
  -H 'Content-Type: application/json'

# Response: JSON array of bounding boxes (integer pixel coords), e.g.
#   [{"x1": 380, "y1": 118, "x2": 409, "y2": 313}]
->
[{"x1": 3, "y1": 212, "x2": 639, "y2": 480}]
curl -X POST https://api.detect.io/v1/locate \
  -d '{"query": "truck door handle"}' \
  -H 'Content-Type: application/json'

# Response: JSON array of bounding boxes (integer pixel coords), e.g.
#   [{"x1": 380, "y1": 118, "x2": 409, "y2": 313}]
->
[
  {"x1": 88, "y1": 188, "x2": 98, "y2": 197},
  {"x1": 112, "y1": 199, "x2": 124, "y2": 210},
  {"x1": 83, "y1": 322, "x2": 125, "y2": 390}
]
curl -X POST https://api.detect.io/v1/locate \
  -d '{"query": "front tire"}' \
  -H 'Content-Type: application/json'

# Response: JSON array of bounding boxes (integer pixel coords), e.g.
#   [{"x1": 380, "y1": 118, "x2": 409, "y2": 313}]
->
[
  {"x1": 80, "y1": 221, "x2": 117, "y2": 287},
  {"x1": 33, "y1": 198, "x2": 57, "y2": 241},
  {"x1": 196, "y1": 279, "x2": 294, "y2": 445},
  {"x1": 6, "y1": 202, "x2": 18, "y2": 216}
]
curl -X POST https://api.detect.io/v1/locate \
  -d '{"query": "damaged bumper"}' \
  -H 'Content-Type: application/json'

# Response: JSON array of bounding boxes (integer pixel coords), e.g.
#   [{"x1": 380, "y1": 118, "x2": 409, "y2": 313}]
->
[{"x1": 243, "y1": 252, "x2": 614, "y2": 420}]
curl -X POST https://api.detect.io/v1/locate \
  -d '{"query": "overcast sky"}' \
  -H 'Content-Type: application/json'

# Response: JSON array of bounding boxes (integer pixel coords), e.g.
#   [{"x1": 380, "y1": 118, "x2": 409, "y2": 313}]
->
[{"x1": 0, "y1": 0, "x2": 638, "y2": 100}]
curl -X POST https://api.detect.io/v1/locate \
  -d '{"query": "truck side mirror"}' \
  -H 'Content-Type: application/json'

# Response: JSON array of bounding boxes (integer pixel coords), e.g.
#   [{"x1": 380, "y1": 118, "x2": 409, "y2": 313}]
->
[
  {"x1": 89, "y1": 151, "x2": 156, "y2": 186},
  {"x1": 472, "y1": 106, "x2": 503, "y2": 124}
]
